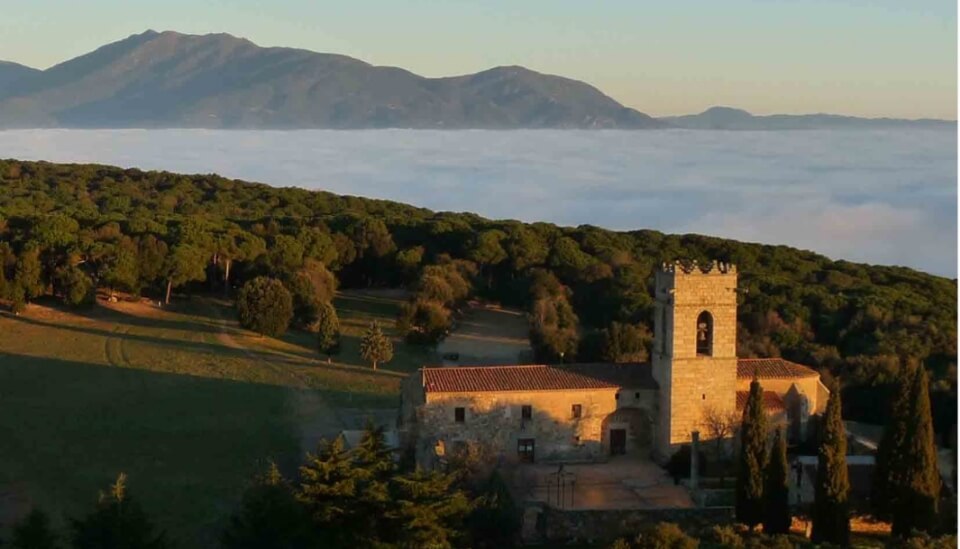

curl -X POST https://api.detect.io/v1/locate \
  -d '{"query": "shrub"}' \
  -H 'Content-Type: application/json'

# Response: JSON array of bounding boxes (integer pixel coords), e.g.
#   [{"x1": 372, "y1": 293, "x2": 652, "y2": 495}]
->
[{"x1": 237, "y1": 277, "x2": 294, "y2": 338}]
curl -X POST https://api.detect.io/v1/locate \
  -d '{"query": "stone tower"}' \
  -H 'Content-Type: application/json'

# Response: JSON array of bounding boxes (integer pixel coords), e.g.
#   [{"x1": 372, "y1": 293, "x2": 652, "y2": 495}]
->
[{"x1": 652, "y1": 260, "x2": 738, "y2": 460}]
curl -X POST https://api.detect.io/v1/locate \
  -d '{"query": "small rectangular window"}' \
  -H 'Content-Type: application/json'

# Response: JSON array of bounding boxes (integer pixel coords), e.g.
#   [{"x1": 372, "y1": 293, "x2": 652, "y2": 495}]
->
[
  {"x1": 518, "y1": 438, "x2": 535, "y2": 463},
  {"x1": 572, "y1": 404, "x2": 582, "y2": 419},
  {"x1": 521, "y1": 405, "x2": 532, "y2": 420},
  {"x1": 454, "y1": 407, "x2": 465, "y2": 423},
  {"x1": 634, "y1": 392, "x2": 640, "y2": 399}
]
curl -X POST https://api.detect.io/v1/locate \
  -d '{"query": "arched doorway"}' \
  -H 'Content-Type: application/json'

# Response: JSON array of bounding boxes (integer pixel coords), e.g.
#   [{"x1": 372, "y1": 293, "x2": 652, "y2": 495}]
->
[{"x1": 601, "y1": 407, "x2": 653, "y2": 457}]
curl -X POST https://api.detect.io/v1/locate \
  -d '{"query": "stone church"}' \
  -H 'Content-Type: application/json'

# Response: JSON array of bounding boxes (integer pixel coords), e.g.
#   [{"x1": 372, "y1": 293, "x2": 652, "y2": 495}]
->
[{"x1": 398, "y1": 260, "x2": 829, "y2": 466}]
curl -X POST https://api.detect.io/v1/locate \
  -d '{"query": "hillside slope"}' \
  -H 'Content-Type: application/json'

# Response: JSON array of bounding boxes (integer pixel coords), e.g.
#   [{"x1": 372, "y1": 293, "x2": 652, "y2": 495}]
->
[{"x1": 0, "y1": 30, "x2": 662, "y2": 129}]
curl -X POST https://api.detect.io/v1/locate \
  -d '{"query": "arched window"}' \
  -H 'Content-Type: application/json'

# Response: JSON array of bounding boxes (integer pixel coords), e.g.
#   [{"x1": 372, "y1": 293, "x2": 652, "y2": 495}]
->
[{"x1": 696, "y1": 311, "x2": 713, "y2": 356}]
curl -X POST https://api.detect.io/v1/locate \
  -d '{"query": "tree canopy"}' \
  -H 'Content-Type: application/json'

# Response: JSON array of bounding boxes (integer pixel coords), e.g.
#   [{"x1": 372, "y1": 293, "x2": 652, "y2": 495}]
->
[{"x1": 0, "y1": 159, "x2": 954, "y2": 426}]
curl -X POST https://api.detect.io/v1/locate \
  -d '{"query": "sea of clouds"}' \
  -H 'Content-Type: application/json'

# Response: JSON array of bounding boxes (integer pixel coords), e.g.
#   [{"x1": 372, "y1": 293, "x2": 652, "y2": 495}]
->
[{"x1": 0, "y1": 128, "x2": 955, "y2": 276}]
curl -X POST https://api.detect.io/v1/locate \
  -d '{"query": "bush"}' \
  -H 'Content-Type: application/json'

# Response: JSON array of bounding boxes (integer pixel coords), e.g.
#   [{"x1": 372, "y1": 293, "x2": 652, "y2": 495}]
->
[
  {"x1": 707, "y1": 525, "x2": 744, "y2": 548},
  {"x1": 237, "y1": 277, "x2": 294, "y2": 338},
  {"x1": 633, "y1": 522, "x2": 698, "y2": 549}
]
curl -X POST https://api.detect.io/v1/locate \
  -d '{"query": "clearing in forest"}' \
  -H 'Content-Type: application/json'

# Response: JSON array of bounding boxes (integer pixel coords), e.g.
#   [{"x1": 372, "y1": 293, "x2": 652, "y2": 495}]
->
[
  {"x1": 0, "y1": 289, "x2": 414, "y2": 547},
  {"x1": 435, "y1": 303, "x2": 532, "y2": 365}
]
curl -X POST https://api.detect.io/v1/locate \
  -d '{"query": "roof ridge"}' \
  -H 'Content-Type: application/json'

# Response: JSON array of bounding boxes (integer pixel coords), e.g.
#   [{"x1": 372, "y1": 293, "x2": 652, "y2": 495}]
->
[{"x1": 421, "y1": 363, "x2": 548, "y2": 371}]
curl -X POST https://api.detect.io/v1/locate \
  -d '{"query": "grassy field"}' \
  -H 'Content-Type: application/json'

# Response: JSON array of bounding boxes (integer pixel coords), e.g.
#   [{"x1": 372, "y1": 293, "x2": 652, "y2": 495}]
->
[{"x1": 0, "y1": 289, "x2": 428, "y2": 547}]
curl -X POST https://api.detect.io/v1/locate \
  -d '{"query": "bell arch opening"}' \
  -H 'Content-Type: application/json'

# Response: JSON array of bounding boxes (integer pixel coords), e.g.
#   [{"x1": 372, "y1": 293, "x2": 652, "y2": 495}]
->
[{"x1": 696, "y1": 311, "x2": 713, "y2": 356}]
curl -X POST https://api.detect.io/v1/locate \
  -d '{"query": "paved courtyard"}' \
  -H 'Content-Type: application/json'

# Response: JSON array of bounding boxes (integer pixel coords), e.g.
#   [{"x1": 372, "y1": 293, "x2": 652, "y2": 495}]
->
[{"x1": 518, "y1": 457, "x2": 694, "y2": 510}]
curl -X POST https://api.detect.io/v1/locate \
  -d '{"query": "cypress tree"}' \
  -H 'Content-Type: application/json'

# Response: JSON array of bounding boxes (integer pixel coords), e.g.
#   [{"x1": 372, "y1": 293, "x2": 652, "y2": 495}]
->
[
  {"x1": 892, "y1": 366, "x2": 941, "y2": 537},
  {"x1": 736, "y1": 377, "x2": 767, "y2": 529},
  {"x1": 872, "y1": 362, "x2": 913, "y2": 521},
  {"x1": 811, "y1": 380, "x2": 850, "y2": 546},
  {"x1": 762, "y1": 428, "x2": 791, "y2": 535},
  {"x1": 315, "y1": 301, "x2": 341, "y2": 363}
]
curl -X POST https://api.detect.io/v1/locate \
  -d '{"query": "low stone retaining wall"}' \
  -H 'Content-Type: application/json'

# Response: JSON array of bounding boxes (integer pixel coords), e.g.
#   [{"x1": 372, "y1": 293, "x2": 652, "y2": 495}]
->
[{"x1": 536, "y1": 505, "x2": 735, "y2": 543}]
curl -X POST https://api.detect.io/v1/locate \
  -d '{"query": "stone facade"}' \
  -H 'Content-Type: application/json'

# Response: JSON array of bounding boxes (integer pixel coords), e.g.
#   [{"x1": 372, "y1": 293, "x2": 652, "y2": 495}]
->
[
  {"x1": 399, "y1": 260, "x2": 828, "y2": 468},
  {"x1": 652, "y1": 261, "x2": 738, "y2": 459}
]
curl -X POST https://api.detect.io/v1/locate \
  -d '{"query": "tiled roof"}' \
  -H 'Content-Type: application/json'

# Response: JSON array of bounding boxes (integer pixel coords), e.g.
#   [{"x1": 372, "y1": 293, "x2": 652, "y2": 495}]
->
[
  {"x1": 736, "y1": 390, "x2": 785, "y2": 412},
  {"x1": 737, "y1": 358, "x2": 819, "y2": 380},
  {"x1": 421, "y1": 363, "x2": 656, "y2": 393}
]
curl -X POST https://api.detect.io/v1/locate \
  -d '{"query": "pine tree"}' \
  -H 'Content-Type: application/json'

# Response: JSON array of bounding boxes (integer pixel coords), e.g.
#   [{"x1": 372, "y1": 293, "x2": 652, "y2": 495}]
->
[
  {"x1": 71, "y1": 473, "x2": 168, "y2": 549},
  {"x1": 350, "y1": 421, "x2": 395, "y2": 544},
  {"x1": 12, "y1": 507, "x2": 59, "y2": 549},
  {"x1": 736, "y1": 377, "x2": 767, "y2": 529},
  {"x1": 221, "y1": 462, "x2": 312, "y2": 549},
  {"x1": 762, "y1": 428, "x2": 791, "y2": 535},
  {"x1": 872, "y1": 362, "x2": 913, "y2": 521},
  {"x1": 315, "y1": 301, "x2": 341, "y2": 363},
  {"x1": 893, "y1": 366, "x2": 941, "y2": 537},
  {"x1": 359, "y1": 321, "x2": 393, "y2": 370},
  {"x1": 388, "y1": 469, "x2": 471, "y2": 549},
  {"x1": 811, "y1": 380, "x2": 850, "y2": 546},
  {"x1": 467, "y1": 470, "x2": 521, "y2": 548},
  {"x1": 295, "y1": 435, "x2": 359, "y2": 546}
]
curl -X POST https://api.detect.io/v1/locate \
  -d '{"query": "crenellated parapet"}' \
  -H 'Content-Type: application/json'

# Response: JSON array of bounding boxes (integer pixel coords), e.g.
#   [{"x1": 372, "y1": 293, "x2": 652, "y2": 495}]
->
[{"x1": 659, "y1": 259, "x2": 737, "y2": 275}]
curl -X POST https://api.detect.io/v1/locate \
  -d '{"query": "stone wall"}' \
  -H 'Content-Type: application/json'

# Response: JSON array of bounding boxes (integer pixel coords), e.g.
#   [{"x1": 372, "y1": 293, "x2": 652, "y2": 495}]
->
[
  {"x1": 418, "y1": 388, "x2": 619, "y2": 465},
  {"x1": 653, "y1": 262, "x2": 739, "y2": 459},
  {"x1": 536, "y1": 505, "x2": 735, "y2": 543}
]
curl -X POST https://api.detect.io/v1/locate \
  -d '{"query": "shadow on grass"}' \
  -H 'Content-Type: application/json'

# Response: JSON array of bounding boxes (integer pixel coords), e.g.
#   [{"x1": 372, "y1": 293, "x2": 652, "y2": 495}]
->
[
  {"x1": 2, "y1": 312, "x2": 406, "y2": 382},
  {"x1": 0, "y1": 351, "x2": 395, "y2": 548}
]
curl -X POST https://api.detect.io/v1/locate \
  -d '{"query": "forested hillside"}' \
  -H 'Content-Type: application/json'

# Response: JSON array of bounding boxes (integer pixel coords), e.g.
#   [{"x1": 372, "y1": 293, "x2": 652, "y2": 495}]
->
[{"x1": 0, "y1": 159, "x2": 954, "y2": 431}]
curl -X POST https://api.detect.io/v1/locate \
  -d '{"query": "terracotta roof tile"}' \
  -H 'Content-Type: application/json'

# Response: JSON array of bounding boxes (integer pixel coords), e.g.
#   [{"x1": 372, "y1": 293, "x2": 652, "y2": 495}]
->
[
  {"x1": 737, "y1": 358, "x2": 818, "y2": 380},
  {"x1": 421, "y1": 363, "x2": 655, "y2": 393},
  {"x1": 736, "y1": 390, "x2": 785, "y2": 412}
]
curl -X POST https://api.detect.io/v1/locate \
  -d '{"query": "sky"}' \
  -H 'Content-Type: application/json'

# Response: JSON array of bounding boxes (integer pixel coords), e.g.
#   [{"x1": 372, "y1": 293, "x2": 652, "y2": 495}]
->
[
  {"x1": 0, "y1": 128, "x2": 954, "y2": 277},
  {"x1": 0, "y1": 0, "x2": 956, "y2": 119}
]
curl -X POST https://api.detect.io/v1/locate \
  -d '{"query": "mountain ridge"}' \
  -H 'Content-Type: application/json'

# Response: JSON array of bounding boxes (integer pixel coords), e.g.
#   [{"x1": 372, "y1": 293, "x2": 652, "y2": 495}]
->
[
  {"x1": 0, "y1": 31, "x2": 954, "y2": 129},
  {"x1": 0, "y1": 30, "x2": 662, "y2": 129}
]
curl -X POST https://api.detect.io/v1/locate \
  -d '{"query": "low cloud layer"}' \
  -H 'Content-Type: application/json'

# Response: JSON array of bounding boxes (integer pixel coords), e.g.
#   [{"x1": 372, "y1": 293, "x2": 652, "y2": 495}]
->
[{"x1": 0, "y1": 128, "x2": 954, "y2": 276}]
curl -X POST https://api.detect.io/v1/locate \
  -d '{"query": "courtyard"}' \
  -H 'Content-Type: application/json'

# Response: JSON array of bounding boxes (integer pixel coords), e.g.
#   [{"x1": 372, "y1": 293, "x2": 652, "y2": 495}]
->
[{"x1": 518, "y1": 457, "x2": 694, "y2": 510}]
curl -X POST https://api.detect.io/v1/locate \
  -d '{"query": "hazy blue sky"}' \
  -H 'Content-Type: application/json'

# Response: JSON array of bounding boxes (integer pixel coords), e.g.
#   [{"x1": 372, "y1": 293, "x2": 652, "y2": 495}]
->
[{"x1": 1, "y1": 0, "x2": 956, "y2": 118}]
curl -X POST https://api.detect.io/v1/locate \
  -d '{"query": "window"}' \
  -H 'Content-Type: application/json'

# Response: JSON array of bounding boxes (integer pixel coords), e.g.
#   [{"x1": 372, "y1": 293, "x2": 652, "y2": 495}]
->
[
  {"x1": 517, "y1": 438, "x2": 535, "y2": 463},
  {"x1": 634, "y1": 392, "x2": 640, "y2": 399},
  {"x1": 696, "y1": 311, "x2": 713, "y2": 356},
  {"x1": 521, "y1": 405, "x2": 532, "y2": 420},
  {"x1": 454, "y1": 407, "x2": 465, "y2": 423},
  {"x1": 572, "y1": 404, "x2": 582, "y2": 419}
]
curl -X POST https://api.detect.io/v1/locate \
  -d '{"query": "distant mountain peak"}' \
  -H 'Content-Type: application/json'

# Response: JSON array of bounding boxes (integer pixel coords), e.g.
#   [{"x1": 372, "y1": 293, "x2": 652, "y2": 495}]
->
[
  {"x1": 701, "y1": 105, "x2": 753, "y2": 117},
  {"x1": 0, "y1": 30, "x2": 663, "y2": 129}
]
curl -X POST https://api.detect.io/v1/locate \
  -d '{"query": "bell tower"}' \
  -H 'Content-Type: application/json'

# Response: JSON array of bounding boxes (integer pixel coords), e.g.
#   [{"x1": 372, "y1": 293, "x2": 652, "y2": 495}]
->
[{"x1": 652, "y1": 260, "x2": 738, "y2": 460}]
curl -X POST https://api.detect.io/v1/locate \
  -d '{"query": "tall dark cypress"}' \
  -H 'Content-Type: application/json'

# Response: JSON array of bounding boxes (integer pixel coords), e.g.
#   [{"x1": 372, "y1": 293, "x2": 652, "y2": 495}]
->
[
  {"x1": 811, "y1": 379, "x2": 850, "y2": 546},
  {"x1": 736, "y1": 377, "x2": 767, "y2": 529},
  {"x1": 872, "y1": 362, "x2": 913, "y2": 521},
  {"x1": 892, "y1": 366, "x2": 941, "y2": 537},
  {"x1": 763, "y1": 428, "x2": 791, "y2": 535}
]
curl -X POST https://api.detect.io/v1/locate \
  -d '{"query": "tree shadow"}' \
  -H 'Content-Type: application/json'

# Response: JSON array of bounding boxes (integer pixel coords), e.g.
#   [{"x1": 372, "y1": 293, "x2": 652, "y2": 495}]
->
[
  {"x1": 2, "y1": 312, "x2": 405, "y2": 381},
  {"x1": 0, "y1": 351, "x2": 395, "y2": 547}
]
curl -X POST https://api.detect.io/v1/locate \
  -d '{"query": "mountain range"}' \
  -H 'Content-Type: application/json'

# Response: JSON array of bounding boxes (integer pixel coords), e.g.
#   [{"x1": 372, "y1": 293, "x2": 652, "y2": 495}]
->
[{"x1": 0, "y1": 30, "x2": 953, "y2": 130}]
